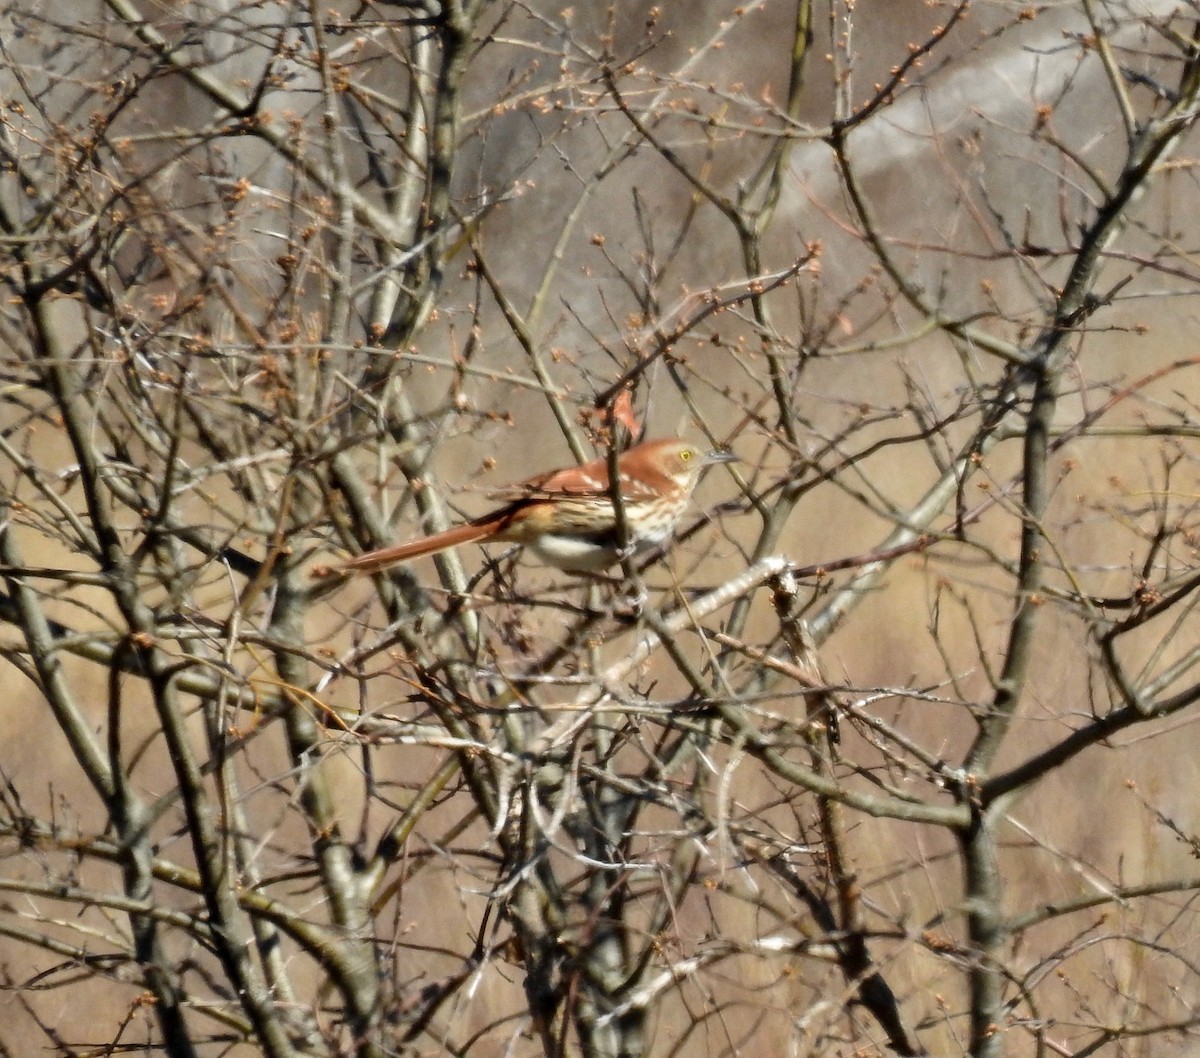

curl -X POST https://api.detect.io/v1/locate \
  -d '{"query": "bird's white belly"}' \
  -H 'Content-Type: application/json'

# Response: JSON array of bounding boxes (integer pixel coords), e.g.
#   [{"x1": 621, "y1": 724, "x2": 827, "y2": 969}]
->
[{"x1": 527, "y1": 529, "x2": 666, "y2": 572}]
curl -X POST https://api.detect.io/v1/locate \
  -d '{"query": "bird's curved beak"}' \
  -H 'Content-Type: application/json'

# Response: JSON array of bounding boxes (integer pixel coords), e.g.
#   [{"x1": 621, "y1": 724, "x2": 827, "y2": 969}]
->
[{"x1": 704, "y1": 449, "x2": 739, "y2": 466}]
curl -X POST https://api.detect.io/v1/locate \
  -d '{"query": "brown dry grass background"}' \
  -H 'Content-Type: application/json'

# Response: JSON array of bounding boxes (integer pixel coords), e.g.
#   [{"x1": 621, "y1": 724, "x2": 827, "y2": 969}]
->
[{"x1": 2, "y1": 1, "x2": 1200, "y2": 1055}]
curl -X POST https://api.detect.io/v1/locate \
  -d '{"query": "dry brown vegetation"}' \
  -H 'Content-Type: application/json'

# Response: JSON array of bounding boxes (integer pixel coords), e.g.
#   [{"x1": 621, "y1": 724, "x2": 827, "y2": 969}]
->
[{"x1": 2, "y1": 1, "x2": 1200, "y2": 1055}]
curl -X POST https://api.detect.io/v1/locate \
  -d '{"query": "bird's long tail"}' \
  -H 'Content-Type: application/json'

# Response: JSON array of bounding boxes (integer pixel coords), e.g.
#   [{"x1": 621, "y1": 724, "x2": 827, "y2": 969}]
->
[{"x1": 340, "y1": 513, "x2": 512, "y2": 575}]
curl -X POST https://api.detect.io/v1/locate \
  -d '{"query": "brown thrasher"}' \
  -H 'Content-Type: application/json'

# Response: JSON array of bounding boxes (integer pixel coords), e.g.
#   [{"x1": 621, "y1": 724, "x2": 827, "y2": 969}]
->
[{"x1": 342, "y1": 438, "x2": 736, "y2": 575}]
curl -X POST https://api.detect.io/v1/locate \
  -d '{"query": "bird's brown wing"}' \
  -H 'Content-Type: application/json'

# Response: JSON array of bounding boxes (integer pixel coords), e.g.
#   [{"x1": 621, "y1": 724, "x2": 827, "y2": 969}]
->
[{"x1": 488, "y1": 451, "x2": 614, "y2": 500}]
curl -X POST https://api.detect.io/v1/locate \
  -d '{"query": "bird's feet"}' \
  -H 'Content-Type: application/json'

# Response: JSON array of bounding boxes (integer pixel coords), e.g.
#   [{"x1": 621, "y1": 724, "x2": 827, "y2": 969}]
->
[{"x1": 612, "y1": 581, "x2": 648, "y2": 619}]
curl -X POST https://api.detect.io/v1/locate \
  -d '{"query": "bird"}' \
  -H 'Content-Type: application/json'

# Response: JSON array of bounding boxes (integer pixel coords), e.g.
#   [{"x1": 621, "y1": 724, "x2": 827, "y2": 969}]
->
[{"x1": 341, "y1": 438, "x2": 736, "y2": 575}]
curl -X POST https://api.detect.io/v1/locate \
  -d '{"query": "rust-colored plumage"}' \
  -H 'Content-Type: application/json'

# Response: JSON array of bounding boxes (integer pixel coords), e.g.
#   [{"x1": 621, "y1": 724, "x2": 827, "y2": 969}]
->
[{"x1": 342, "y1": 438, "x2": 735, "y2": 574}]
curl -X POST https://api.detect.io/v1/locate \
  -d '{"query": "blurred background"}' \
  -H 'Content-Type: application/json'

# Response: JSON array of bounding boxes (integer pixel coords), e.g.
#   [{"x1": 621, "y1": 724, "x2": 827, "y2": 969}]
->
[{"x1": 1, "y1": 1, "x2": 1199, "y2": 1055}]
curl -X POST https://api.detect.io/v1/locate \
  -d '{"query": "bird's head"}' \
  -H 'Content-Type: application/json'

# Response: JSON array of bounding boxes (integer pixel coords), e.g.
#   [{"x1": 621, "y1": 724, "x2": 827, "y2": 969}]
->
[{"x1": 638, "y1": 439, "x2": 738, "y2": 489}]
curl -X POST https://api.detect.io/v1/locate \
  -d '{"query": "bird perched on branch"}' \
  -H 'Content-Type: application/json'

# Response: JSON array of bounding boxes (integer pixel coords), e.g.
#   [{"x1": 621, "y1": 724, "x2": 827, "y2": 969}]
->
[{"x1": 341, "y1": 438, "x2": 736, "y2": 575}]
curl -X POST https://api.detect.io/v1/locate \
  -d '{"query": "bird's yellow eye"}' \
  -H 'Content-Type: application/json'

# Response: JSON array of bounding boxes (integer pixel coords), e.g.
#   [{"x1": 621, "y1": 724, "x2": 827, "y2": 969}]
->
[{"x1": 680, "y1": 449, "x2": 692, "y2": 461}]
